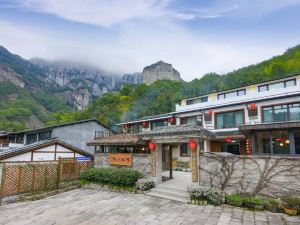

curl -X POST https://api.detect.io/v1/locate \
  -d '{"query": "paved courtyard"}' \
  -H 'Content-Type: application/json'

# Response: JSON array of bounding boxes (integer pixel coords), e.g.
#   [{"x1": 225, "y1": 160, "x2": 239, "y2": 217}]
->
[{"x1": 0, "y1": 189, "x2": 300, "y2": 225}]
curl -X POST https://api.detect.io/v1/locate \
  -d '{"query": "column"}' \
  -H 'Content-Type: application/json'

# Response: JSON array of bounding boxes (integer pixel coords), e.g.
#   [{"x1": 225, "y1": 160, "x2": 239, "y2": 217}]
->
[
  {"x1": 154, "y1": 143, "x2": 162, "y2": 184},
  {"x1": 289, "y1": 130, "x2": 295, "y2": 155},
  {"x1": 203, "y1": 139, "x2": 210, "y2": 153}
]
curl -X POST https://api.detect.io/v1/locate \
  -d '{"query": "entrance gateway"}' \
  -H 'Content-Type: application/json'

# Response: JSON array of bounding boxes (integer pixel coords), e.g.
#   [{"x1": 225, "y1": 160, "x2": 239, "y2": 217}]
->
[{"x1": 139, "y1": 124, "x2": 213, "y2": 184}]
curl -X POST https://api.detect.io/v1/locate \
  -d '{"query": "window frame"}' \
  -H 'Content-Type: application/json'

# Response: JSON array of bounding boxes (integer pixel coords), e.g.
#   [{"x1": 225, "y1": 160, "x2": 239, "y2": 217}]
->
[
  {"x1": 262, "y1": 102, "x2": 300, "y2": 123},
  {"x1": 214, "y1": 109, "x2": 245, "y2": 129},
  {"x1": 217, "y1": 89, "x2": 246, "y2": 100},
  {"x1": 258, "y1": 79, "x2": 296, "y2": 92}
]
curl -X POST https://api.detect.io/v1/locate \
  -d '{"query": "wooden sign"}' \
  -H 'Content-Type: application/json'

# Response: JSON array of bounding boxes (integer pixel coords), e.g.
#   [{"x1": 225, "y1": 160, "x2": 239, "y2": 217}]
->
[
  {"x1": 191, "y1": 149, "x2": 198, "y2": 182},
  {"x1": 109, "y1": 153, "x2": 132, "y2": 166}
]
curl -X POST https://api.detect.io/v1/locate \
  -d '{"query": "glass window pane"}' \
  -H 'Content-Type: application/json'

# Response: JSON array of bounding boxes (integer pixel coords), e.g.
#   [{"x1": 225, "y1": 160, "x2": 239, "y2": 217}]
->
[
  {"x1": 273, "y1": 105, "x2": 288, "y2": 121},
  {"x1": 259, "y1": 85, "x2": 268, "y2": 92},
  {"x1": 272, "y1": 131, "x2": 290, "y2": 154},
  {"x1": 218, "y1": 94, "x2": 225, "y2": 100},
  {"x1": 256, "y1": 131, "x2": 271, "y2": 153},
  {"x1": 216, "y1": 114, "x2": 223, "y2": 128},
  {"x1": 263, "y1": 107, "x2": 273, "y2": 122},
  {"x1": 237, "y1": 90, "x2": 246, "y2": 96},
  {"x1": 289, "y1": 103, "x2": 300, "y2": 121},
  {"x1": 285, "y1": 79, "x2": 296, "y2": 87},
  {"x1": 269, "y1": 82, "x2": 284, "y2": 90},
  {"x1": 225, "y1": 91, "x2": 237, "y2": 98},
  {"x1": 235, "y1": 111, "x2": 244, "y2": 125}
]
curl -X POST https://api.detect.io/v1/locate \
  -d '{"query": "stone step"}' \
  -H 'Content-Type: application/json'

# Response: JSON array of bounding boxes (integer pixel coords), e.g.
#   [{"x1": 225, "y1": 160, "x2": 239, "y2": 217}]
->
[
  {"x1": 155, "y1": 184, "x2": 187, "y2": 193},
  {"x1": 146, "y1": 191, "x2": 188, "y2": 203},
  {"x1": 149, "y1": 188, "x2": 189, "y2": 198}
]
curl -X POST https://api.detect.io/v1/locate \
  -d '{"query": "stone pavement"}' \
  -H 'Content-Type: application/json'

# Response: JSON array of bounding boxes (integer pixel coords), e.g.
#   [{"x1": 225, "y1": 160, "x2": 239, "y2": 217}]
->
[{"x1": 0, "y1": 189, "x2": 300, "y2": 225}]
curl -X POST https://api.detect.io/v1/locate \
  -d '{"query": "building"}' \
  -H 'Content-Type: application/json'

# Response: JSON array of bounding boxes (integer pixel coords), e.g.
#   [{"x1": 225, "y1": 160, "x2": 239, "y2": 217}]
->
[
  {"x1": 89, "y1": 74, "x2": 300, "y2": 184},
  {"x1": 0, "y1": 139, "x2": 93, "y2": 163},
  {"x1": 0, "y1": 119, "x2": 109, "y2": 154}
]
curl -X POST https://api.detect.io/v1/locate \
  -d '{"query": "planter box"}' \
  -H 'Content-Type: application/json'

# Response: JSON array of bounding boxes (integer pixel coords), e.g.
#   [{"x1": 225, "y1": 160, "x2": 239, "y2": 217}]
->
[
  {"x1": 245, "y1": 202, "x2": 264, "y2": 210},
  {"x1": 283, "y1": 207, "x2": 298, "y2": 216},
  {"x1": 191, "y1": 199, "x2": 207, "y2": 205},
  {"x1": 226, "y1": 199, "x2": 243, "y2": 207}
]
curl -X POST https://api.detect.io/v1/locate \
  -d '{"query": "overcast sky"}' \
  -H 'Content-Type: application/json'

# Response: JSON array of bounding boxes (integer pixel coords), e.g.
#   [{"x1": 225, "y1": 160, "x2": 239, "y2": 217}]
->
[{"x1": 1, "y1": 0, "x2": 300, "y2": 81}]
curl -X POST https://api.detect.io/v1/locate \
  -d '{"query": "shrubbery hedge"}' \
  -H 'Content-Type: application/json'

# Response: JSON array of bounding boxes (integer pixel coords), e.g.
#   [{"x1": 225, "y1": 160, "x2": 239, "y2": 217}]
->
[{"x1": 81, "y1": 168, "x2": 142, "y2": 187}]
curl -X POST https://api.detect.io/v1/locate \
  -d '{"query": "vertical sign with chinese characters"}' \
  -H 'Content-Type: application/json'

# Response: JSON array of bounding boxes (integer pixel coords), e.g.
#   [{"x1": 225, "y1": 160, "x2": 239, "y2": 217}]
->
[
  {"x1": 109, "y1": 153, "x2": 132, "y2": 166},
  {"x1": 151, "y1": 150, "x2": 156, "y2": 177},
  {"x1": 191, "y1": 149, "x2": 198, "y2": 182}
]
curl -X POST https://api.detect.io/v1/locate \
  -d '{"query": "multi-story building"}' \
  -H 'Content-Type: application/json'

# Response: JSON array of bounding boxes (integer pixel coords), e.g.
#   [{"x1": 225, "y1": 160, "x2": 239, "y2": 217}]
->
[{"x1": 89, "y1": 74, "x2": 300, "y2": 184}]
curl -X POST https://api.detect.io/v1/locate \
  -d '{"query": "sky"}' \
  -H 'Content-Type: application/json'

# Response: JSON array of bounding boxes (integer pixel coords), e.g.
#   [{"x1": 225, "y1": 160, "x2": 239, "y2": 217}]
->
[{"x1": 1, "y1": 0, "x2": 300, "y2": 81}]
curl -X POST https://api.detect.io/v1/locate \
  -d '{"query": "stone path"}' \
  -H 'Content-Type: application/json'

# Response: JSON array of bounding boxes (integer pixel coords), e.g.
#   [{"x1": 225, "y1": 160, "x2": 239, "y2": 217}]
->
[{"x1": 0, "y1": 189, "x2": 300, "y2": 225}]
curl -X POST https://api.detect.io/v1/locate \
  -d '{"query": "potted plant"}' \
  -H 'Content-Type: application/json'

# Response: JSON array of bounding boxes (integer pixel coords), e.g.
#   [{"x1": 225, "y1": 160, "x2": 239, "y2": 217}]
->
[
  {"x1": 244, "y1": 197, "x2": 264, "y2": 210},
  {"x1": 265, "y1": 198, "x2": 279, "y2": 213},
  {"x1": 225, "y1": 194, "x2": 244, "y2": 207},
  {"x1": 281, "y1": 195, "x2": 299, "y2": 216}
]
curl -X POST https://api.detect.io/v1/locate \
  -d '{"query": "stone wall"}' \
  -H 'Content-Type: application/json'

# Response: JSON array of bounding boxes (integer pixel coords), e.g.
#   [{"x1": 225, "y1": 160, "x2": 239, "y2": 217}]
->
[
  {"x1": 94, "y1": 153, "x2": 151, "y2": 177},
  {"x1": 199, "y1": 154, "x2": 300, "y2": 197}
]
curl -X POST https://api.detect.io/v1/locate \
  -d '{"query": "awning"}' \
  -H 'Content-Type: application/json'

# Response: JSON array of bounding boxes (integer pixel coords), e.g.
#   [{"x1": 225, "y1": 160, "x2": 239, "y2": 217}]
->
[{"x1": 239, "y1": 120, "x2": 300, "y2": 132}]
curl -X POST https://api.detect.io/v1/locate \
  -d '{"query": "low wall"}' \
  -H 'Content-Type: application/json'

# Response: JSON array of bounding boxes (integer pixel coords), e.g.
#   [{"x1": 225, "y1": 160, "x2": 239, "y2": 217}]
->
[
  {"x1": 199, "y1": 154, "x2": 300, "y2": 197},
  {"x1": 94, "y1": 153, "x2": 151, "y2": 177}
]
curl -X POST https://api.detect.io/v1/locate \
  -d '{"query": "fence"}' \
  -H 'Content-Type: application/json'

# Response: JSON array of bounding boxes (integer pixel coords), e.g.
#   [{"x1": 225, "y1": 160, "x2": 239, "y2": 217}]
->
[{"x1": 0, "y1": 158, "x2": 93, "y2": 198}]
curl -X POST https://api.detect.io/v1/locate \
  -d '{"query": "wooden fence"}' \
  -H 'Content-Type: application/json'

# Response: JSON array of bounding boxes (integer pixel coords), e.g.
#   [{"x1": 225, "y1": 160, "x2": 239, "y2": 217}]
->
[{"x1": 0, "y1": 158, "x2": 93, "y2": 198}]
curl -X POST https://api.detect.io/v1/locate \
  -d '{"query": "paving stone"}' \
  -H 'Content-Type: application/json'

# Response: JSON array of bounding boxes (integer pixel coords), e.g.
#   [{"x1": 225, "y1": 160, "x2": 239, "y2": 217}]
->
[{"x1": 0, "y1": 189, "x2": 300, "y2": 225}]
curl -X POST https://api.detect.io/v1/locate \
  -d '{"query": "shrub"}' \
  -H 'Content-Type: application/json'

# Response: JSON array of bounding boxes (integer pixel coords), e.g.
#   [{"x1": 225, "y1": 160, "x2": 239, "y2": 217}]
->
[
  {"x1": 81, "y1": 168, "x2": 142, "y2": 187},
  {"x1": 281, "y1": 195, "x2": 300, "y2": 208},
  {"x1": 136, "y1": 178, "x2": 154, "y2": 191},
  {"x1": 226, "y1": 194, "x2": 244, "y2": 203},
  {"x1": 244, "y1": 197, "x2": 264, "y2": 205},
  {"x1": 175, "y1": 161, "x2": 190, "y2": 169},
  {"x1": 187, "y1": 186, "x2": 224, "y2": 205}
]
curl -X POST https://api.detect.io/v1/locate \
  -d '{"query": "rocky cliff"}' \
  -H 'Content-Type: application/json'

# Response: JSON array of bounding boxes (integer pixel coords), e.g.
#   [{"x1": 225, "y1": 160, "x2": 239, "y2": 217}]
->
[{"x1": 142, "y1": 61, "x2": 181, "y2": 85}]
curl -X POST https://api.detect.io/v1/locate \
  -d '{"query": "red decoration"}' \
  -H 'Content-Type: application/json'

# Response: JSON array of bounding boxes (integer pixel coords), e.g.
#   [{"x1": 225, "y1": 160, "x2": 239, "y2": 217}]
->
[
  {"x1": 124, "y1": 124, "x2": 128, "y2": 129},
  {"x1": 226, "y1": 138, "x2": 232, "y2": 143},
  {"x1": 142, "y1": 121, "x2": 149, "y2": 128},
  {"x1": 208, "y1": 109, "x2": 213, "y2": 116},
  {"x1": 250, "y1": 103, "x2": 257, "y2": 110},
  {"x1": 189, "y1": 139, "x2": 197, "y2": 150},
  {"x1": 275, "y1": 137, "x2": 284, "y2": 142},
  {"x1": 149, "y1": 142, "x2": 156, "y2": 151},
  {"x1": 169, "y1": 117, "x2": 175, "y2": 124}
]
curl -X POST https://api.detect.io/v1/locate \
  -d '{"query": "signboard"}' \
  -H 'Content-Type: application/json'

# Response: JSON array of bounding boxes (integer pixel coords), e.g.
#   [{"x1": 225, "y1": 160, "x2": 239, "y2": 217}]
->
[
  {"x1": 76, "y1": 157, "x2": 91, "y2": 161},
  {"x1": 109, "y1": 153, "x2": 132, "y2": 166}
]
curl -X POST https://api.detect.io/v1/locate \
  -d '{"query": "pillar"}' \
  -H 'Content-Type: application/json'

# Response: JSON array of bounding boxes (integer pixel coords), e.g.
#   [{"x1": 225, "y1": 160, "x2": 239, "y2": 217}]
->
[
  {"x1": 203, "y1": 139, "x2": 210, "y2": 152},
  {"x1": 153, "y1": 143, "x2": 162, "y2": 184}
]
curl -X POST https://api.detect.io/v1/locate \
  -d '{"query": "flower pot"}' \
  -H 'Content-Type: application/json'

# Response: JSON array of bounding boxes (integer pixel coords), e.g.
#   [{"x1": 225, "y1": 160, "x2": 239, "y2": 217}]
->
[
  {"x1": 283, "y1": 207, "x2": 298, "y2": 216},
  {"x1": 226, "y1": 199, "x2": 243, "y2": 207},
  {"x1": 245, "y1": 202, "x2": 264, "y2": 210}
]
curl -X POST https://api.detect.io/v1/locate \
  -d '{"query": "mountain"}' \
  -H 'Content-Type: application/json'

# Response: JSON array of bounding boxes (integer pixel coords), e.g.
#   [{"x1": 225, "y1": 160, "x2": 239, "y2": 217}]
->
[{"x1": 142, "y1": 61, "x2": 181, "y2": 85}]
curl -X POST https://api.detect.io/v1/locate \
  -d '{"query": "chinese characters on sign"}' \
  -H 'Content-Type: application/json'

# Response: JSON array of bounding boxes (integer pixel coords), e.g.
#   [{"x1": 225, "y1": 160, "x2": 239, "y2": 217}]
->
[{"x1": 109, "y1": 153, "x2": 132, "y2": 166}]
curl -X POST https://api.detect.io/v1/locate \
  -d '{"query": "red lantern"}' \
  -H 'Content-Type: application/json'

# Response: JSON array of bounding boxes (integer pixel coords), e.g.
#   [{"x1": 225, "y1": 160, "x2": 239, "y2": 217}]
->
[
  {"x1": 208, "y1": 109, "x2": 213, "y2": 116},
  {"x1": 169, "y1": 117, "x2": 175, "y2": 124},
  {"x1": 250, "y1": 103, "x2": 257, "y2": 110},
  {"x1": 142, "y1": 121, "x2": 149, "y2": 128},
  {"x1": 149, "y1": 142, "x2": 156, "y2": 151},
  {"x1": 226, "y1": 138, "x2": 232, "y2": 143},
  {"x1": 189, "y1": 139, "x2": 197, "y2": 150}
]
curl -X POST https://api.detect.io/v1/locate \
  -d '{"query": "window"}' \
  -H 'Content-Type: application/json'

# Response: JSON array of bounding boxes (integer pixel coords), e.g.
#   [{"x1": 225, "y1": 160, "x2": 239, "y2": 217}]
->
[
  {"x1": 186, "y1": 96, "x2": 208, "y2": 105},
  {"x1": 256, "y1": 131, "x2": 290, "y2": 154},
  {"x1": 289, "y1": 103, "x2": 300, "y2": 121},
  {"x1": 284, "y1": 79, "x2": 296, "y2": 87},
  {"x1": 38, "y1": 131, "x2": 51, "y2": 141},
  {"x1": 258, "y1": 79, "x2": 296, "y2": 92},
  {"x1": 218, "y1": 89, "x2": 246, "y2": 100},
  {"x1": 180, "y1": 143, "x2": 191, "y2": 157},
  {"x1": 26, "y1": 133, "x2": 38, "y2": 144},
  {"x1": 258, "y1": 85, "x2": 268, "y2": 92},
  {"x1": 216, "y1": 110, "x2": 244, "y2": 129},
  {"x1": 262, "y1": 103, "x2": 300, "y2": 122},
  {"x1": 151, "y1": 120, "x2": 166, "y2": 129}
]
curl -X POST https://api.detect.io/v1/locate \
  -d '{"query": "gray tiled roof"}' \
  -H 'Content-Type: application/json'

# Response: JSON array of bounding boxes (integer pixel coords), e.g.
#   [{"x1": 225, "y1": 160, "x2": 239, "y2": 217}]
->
[
  {"x1": 138, "y1": 125, "x2": 214, "y2": 138},
  {"x1": 212, "y1": 129, "x2": 242, "y2": 136}
]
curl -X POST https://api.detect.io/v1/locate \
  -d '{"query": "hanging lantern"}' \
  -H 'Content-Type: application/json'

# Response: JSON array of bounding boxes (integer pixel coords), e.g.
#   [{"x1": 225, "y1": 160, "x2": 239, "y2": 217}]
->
[
  {"x1": 189, "y1": 139, "x2": 197, "y2": 150},
  {"x1": 250, "y1": 103, "x2": 257, "y2": 110},
  {"x1": 169, "y1": 117, "x2": 175, "y2": 124},
  {"x1": 148, "y1": 142, "x2": 156, "y2": 151},
  {"x1": 226, "y1": 138, "x2": 232, "y2": 143},
  {"x1": 142, "y1": 121, "x2": 149, "y2": 128},
  {"x1": 208, "y1": 109, "x2": 213, "y2": 116}
]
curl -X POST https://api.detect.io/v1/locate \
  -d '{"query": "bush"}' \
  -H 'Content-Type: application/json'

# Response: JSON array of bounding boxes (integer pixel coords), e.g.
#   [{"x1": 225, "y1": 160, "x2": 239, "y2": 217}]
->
[
  {"x1": 244, "y1": 197, "x2": 264, "y2": 205},
  {"x1": 281, "y1": 195, "x2": 300, "y2": 208},
  {"x1": 136, "y1": 178, "x2": 154, "y2": 191},
  {"x1": 175, "y1": 161, "x2": 190, "y2": 170},
  {"x1": 81, "y1": 168, "x2": 142, "y2": 187},
  {"x1": 187, "y1": 186, "x2": 224, "y2": 205}
]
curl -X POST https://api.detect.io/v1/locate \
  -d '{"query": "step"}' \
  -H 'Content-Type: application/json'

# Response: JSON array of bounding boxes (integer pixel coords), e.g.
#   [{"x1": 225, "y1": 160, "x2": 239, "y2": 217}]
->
[
  {"x1": 146, "y1": 191, "x2": 188, "y2": 203},
  {"x1": 155, "y1": 184, "x2": 188, "y2": 192},
  {"x1": 149, "y1": 188, "x2": 189, "y2": 198}
]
